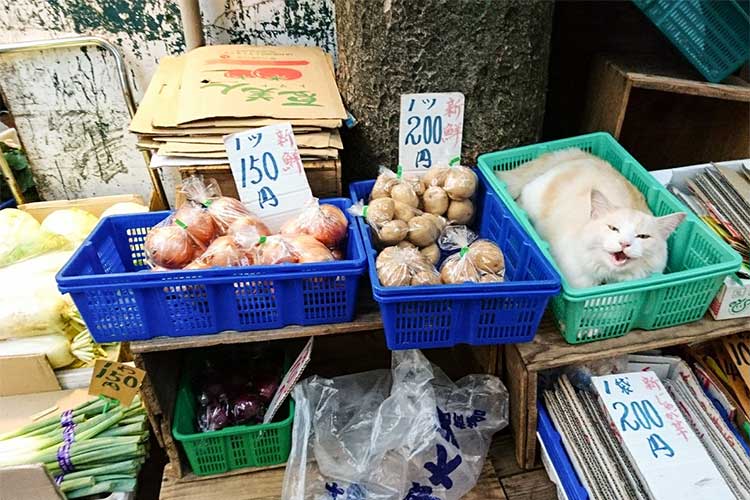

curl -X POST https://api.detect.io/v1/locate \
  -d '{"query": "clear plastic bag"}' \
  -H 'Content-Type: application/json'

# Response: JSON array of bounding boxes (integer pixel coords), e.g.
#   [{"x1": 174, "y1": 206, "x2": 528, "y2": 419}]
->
[
  {"x1": 180, "y1": 175, "x2": 255, "y2": 233},
  {"x1": 144, "y1": 214, "x2": 203, "y2": 269},
  {"x1": 0, "y1": 209, "x2": 71, "y2": 268},
  {"x1": 438, "y1": 226, "x2": 505, "y2": 284},
  {"x1": 281, "y1": 349, "x2": 509, "y2": 500},
  {"x1": 280, "y1": 198, "x2": 348, "y2": 249},
  {"x1": 375, "y1": 246, "x2": 440, "y2": 286}
]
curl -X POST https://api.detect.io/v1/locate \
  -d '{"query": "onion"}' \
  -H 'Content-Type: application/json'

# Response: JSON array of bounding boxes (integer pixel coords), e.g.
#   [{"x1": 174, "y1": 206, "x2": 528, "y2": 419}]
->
[
  {"x1": 231, "y1": 393, "x2": 264, "y2": 425},
  {"x1": 228, "y1": 215, "x2": 271, "y2": 240},
  {"x1": 207, "y1": 197, "x2": 252, "y2": 232},
  {"x1": 254, "y1": 373, "x2": 280, "y2": 402},
  {"x1": 174, "y1": 205, "x2": 217, "y2": 248},
  {"x1": 288, "y1": 234, "x2": 335, "y2": 263},
  {"x1": 331, "y1": 248, "x2": 344, "y2": 260},
  {"x1": 198, "y1": 401, "x2": 231, "y2": 431},
  {"x1": 196, "y1": 236, "x2": 249, "y2": 268},
  {"x1": 280, "y1": 204, "x2": 348, "y2": 248},
  {"x1": 255, "y1": 235, "x2": 298, "y2": 265},
  {"x1": 145, "y1": 225, "x2": 196, "y2": 269}
]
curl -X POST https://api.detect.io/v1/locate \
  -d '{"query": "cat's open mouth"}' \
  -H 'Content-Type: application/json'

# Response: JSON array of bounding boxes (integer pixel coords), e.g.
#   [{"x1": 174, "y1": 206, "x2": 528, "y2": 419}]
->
[{"x1": 611, "y1": 251, "x2": 631, "y2": 266}]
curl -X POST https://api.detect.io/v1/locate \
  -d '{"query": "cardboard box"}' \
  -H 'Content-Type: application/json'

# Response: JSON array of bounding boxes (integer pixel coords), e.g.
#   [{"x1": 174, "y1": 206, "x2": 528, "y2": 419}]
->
[
  {"x1": 17, "y1": 193, "x2": 146, "y2": 222},
  {"x1": 710, "y1": 275, "x2": 750, "y2": 320}
]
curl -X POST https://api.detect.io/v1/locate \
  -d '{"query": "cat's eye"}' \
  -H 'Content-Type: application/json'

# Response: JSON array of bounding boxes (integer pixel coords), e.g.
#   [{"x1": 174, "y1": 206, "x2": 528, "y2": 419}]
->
[
  {"x1": 636, "y1": 234, "x2": 651, "y2": 239},
  {"x1": 607, "y1": 225, "x2": 619, "y2": 232}
]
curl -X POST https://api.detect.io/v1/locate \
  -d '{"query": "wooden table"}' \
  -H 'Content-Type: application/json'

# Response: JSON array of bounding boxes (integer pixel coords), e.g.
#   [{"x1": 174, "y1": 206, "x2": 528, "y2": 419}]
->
[{"x1": 506, "y1": 313, "x2": 749, "y2": 469}]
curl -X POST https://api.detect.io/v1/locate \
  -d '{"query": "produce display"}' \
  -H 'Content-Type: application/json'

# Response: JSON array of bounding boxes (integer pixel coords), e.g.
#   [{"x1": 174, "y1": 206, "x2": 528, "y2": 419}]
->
[
  {"x1": 145, "y1": 176, "x2": 348, "y2": 270},
  {"x1": 192, "y1": 347, "x2": 283, "y2": 432},
  {"x1": 0, "y1": 396, "x2": 149, "y2": 498},
  {"x1": 0, "y1": 201, "x2": 147, "y2": 370},
  {"x1": 354, "y1": 166, "x2": 505, "y2": 287}
]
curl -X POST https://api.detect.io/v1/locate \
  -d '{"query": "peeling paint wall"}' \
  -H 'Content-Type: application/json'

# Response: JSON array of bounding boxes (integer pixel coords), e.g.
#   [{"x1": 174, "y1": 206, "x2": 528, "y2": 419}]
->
[{"x1": 0, "y1": 0, "x2": 336, "y2": 203}]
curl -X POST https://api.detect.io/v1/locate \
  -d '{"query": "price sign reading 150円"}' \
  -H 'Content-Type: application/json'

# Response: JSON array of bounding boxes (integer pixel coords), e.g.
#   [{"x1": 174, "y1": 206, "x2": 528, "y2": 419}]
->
[{"x1": 89, "y1": 360, "x2": 146, "y2": 406}]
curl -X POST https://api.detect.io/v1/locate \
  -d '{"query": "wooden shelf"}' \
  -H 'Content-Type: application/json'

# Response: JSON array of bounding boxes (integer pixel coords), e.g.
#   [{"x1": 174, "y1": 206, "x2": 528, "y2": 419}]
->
[
  {"x1": 130, "y1": 301, "x2": 383, "y2": 354},
  {"x1": 160, "y1": 459, "x2": 507, "y2": 500},
  {"x1": 507, "y1": 313, "x2": 749, "y2": 470},
  {"x1": 516, "y1": 313, "x2": 750, "y2": 371}
]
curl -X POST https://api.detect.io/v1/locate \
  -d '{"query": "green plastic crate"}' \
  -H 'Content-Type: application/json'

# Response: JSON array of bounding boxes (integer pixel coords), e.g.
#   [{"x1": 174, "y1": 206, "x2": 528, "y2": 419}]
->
[
  {"x1": 632, "y1": 0, "x2": 750, "y2": 83},
  {"x1": 478, "y1": 132, "x2": 742, "y2": 344},
  {"x1": 172, "y1": 366, "x2": 294, "y2": 476}
]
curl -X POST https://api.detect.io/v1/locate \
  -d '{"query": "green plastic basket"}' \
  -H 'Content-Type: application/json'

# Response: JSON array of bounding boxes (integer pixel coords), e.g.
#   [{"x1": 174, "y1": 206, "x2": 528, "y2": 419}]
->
[
  {"x1": 478, "y1": 132, "x2": 742, "y2": 344},
  {"x1": 172, "y1": 365, "x2": 294, "y2": 476}
]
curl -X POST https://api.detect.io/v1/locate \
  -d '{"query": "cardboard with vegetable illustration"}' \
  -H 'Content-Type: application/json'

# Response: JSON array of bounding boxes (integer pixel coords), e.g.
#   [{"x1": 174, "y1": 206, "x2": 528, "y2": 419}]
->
[{"x1": 175, "y1": 45, "x2": 347, "y2": 124}]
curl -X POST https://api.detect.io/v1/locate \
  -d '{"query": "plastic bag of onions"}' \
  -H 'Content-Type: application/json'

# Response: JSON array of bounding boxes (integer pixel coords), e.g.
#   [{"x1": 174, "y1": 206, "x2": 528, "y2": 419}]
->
[
  {"x1": 144, "y1": 214, "x2": 204, "y2": 269},
  {"x1": 180, "y1": 175, "x2": 260, "y2": 233},
  {"x1": 279, "y1": 198, "x2": 348, "y2": 249}
]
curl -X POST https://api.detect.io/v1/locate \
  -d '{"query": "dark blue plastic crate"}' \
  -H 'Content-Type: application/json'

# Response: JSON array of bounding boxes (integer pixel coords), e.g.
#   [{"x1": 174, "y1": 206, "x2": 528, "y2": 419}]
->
[
  {"x1": 537, "y1": 402, "x2": 590, "y2": 500},
  {"x1": 0, "y1": 198, "x2": 16, "y2": 210},
  {"x1": 57, "y1": 198, "x2": 367, "y2": 343},
  {"x1": 349, "y1": 168, "x2": 561, "y2": 350}
]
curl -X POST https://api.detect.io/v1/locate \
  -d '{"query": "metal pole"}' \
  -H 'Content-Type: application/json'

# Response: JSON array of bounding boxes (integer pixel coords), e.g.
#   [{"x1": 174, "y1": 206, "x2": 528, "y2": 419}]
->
[
  {"x1": 0, "y1": 36, "x2": 169, "y2": 209},
  {"x1": 0, "y1": 149, "x2": 24, "y2": 205}
]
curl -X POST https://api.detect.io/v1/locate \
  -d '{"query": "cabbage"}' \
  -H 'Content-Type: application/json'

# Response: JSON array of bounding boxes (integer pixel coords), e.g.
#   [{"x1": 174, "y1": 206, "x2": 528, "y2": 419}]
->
[
  {"x1": 0, "y1": 251, "x2": 74, "y2": 339},
  {"x1": 41, "y1": 208, "x2": 99, "y2": 245},
  {"x1": 0, "y1": 209, "x2": 70, "y2": 267},
  {"x1": 100, "y1": 202, "x2": 148, "y2": 218}
]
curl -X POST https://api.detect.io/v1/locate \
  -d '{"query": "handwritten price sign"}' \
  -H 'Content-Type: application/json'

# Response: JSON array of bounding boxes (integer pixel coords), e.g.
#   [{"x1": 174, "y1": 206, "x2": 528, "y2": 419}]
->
[
  {"x1": 592, "y1": 372, "x2": 730, "y2": 499},
  {"x1": 225, "y1": 123, "x2": 313, "y2": 231},
  {"x1": 88, "y1": 360, "x2": 145, "y2": 406},
  {"x1": 399, "y1": 92, "x2": 464, "y2": 171}
]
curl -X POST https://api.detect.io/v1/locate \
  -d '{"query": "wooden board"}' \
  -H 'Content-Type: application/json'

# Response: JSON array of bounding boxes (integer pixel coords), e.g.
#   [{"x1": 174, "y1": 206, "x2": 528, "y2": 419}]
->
[
  {"x1": 500, "y1": 470, "x2": 556, "y2": 500},
  {"x1": 160, "y1": 460, "x2": 506, "y2": 500}
]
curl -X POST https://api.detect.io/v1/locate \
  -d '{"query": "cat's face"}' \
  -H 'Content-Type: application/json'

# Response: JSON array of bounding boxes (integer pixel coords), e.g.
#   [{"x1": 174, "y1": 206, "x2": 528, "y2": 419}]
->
[{"x1": 585, "y1": 191, "x2": 686, "y2": 275}]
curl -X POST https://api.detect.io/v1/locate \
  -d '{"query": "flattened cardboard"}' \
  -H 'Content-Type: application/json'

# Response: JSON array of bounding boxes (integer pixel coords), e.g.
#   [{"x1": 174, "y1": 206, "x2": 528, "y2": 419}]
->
[
  {"x1": 175, "y1": 45, "x2": 347, "y2": 124},
  {"x1": 0, "y1": 388, "x2": 91, "y2": 433},
  {"x1": 173, "y1": 117, "x2": 341, "y2": 129},
  {"x1": 18, "y1": 194, "x2": 145, "y2": 222},
  {"x1": 0, "y1": 465, "x2": 64, "y2": 500},
  {"x1": 155, "y1": 131, "x2": 338, "y2": 150},
  {"x1": 0, "y1": 355, "x2": 60, "y2": 397},
  {"x1": 129, "y1": 55, "x2": 184, "y2": 134}
]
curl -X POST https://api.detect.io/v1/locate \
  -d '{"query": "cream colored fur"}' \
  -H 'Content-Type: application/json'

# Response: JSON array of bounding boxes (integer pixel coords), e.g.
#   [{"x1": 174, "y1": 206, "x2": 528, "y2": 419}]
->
[{"x1": 497, "y1": 148, "x2": 686, "y2": 288}]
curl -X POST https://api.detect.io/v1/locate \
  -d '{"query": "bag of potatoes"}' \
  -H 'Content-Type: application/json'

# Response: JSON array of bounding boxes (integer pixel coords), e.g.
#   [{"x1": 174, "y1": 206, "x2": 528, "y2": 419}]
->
[
  {"x1": 437, "y1": 225, "x2": 505, "y2": 284},
  {"x1": 348, "y1": 199, "x2": 445, "y2": 255},
  {"x1": 421, "y1": 165, "x2": 477, "y2": 224},
  {"x1": 375, "y1": 245, "x2": 441, "y2": 287}
]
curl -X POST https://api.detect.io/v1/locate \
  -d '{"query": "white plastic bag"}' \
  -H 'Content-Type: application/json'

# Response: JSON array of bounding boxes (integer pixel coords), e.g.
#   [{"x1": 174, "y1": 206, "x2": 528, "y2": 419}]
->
[{"x1": 281, "y1": 349, "x2": 508, "y2": 500}]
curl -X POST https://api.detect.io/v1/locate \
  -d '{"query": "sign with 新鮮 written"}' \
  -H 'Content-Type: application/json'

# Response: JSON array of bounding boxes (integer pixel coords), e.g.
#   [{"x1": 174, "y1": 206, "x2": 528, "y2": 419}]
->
[
  {"x1": 263, "y1": 337, "x2": 313, "y2": 424},
  {"x1": 723, "y1": 333, "x2": 750, "y2": 390},
  {"x1": 592, "y1": 372, "x2": 731, "y2": 499},
  {"x1": 88, "y1": 360, "x2": 145, "y2": 406},
  {"x1": 225, "y1": 123, "x2": 313, "y2": 232},
  {"x1": 399, "y1": 92, "x2": 464, "y2": 171}
]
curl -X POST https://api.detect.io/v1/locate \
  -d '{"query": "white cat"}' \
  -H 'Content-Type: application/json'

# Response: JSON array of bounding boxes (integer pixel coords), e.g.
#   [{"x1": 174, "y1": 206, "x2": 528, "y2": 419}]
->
[{"x1": 497, "y1": 148, "x2": 686, "y2": 288}]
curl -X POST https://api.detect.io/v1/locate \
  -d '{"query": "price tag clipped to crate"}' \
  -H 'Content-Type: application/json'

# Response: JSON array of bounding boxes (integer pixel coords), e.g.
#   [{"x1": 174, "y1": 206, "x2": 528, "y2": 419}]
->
[
  {"x1": 398, "y1": 92, "x2": 464, "y2": 171},
  {"x1": 88, "y1": 360, "x2": 146, "y2": 406},
  {"x1": 225, "y1": 123, "x2": 313, "y2": 231},
  {"x1": 592, "y1": 372, "x2": 731, "y2": 499},
  {"x1": 263, "y1": 337, "x2": 313, "y2": 424}
]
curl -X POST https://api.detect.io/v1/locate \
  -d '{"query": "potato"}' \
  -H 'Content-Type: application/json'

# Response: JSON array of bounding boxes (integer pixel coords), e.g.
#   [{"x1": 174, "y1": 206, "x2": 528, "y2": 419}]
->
[
  {"x1": 371, "y1": 172, "x2": 396, "y2": 200},
  {"x1": 407, "y1": 215, "x2": 440, "y2": 247},
  {"x1": 422, "y1": 186, "x2": 449, "y2": 215},
  {"x1": 404, "y1": 175, "x2": 425, "y2": 196},
  {"x1": 479, "y1": 272, "x2": 505, "y2": 283},
  {"x1": 421, "y1": 213, "x2": 447, "y2": 233},
  {"x1": 396, "y1": 240, "x2": 416, "y2": 249},
  {"x1": 420, "y1": 243, "x2": 440, "y2": 265},
  {"x1": 447, "y1": 199, "x2": 474, "y2": 225},
  {"x1": 367, "y1": 198, "x2": 395, "y2": 226},
  {"x1": 469, "y1": 240, "x2": 505, "y2": 274},
  {"x1": 440, "y1": 257, "x2": 481, "y2": 284},
  {"x1": 375, "y1": 246, "x2": 417, "y2": 287},
  {"x1": 422, "y1": 167, "x2": 450, "y2": 187},
  {"x1": 379, "y1": 220, "x2": 409, "y2": 244},
  {"x1": 411, "y1": 270, "x2": 441, "y2": 286},
  {"x1": 393, "y1": 201, "x2": 419, "y2": 222},
  {"x1": 443, "y1": 167, "x2": 477, "y2": 200},
  {"x1": 390, "y1": 183, "x2": 419, "y2": 208}
]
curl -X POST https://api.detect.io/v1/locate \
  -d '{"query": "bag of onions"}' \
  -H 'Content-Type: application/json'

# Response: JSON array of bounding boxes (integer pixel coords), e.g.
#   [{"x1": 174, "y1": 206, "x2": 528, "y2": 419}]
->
[
  {"x1": 180, "y1": 175, "x2": 269, "y2": 234},
  {"x1": 279, "y1": 198, "x2": 349, "y2": 249},
  {"x1": 144, "y1": 212, "x2": 207, "y2": 269}
]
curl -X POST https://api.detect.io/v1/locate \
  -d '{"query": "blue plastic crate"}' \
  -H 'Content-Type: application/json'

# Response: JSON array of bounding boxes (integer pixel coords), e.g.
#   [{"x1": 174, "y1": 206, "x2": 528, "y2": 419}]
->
[
  {"x1": 0, "y1": 198, "x2": 16, "y2": 210},
  {"x1": 57, "y1": 198, "x2": 367, "y2": 343},
  {"x1": 349, "y1": 168, "x2": 561, "y2": 350},
  {"x1": 633, "y1": 0, "x2": 750, "y2": 82}
]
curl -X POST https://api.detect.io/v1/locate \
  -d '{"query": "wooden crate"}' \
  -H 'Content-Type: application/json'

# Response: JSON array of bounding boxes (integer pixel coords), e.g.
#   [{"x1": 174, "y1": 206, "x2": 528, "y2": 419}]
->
[
  {"x1": 132, "y1": 297, "x2": 500, "y2": 480},
  {"x1": 582, "y1": 55, "x2": 750, "y2": 170},
  {"x1": 506, "y1": 313, "x2": 750, "y2": 470},
  {"x1": 176, "y1": 160, "x2": 342, "y2": 201}
]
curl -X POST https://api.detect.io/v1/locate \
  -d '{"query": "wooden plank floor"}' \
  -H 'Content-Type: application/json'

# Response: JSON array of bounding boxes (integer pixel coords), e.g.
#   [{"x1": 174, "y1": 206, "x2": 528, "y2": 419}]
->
[{"x1": 158, "y1": 432, "x2": 557, "y2": 499}]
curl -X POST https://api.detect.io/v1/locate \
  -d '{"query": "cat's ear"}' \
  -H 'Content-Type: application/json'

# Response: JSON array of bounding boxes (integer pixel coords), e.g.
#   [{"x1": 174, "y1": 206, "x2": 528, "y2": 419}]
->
[
  {"x1": 590, "y1": 190, "x2": 612, "y2": 218},
  {"x1": 656, "y1": 212, "x2": 686, "y2": 238}
]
